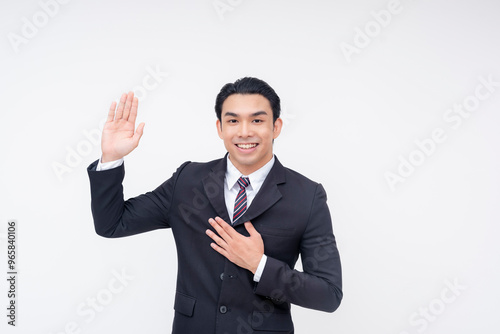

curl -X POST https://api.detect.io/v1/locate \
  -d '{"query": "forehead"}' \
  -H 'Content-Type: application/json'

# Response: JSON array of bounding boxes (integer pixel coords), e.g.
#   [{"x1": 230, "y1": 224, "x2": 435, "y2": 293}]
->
[{"x1": 221, "y1": 94, "x2": 272, "y2": 115}]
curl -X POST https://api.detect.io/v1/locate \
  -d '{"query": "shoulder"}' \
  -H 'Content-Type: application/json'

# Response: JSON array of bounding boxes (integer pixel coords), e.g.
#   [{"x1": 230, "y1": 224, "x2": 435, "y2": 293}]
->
[
  {"x1": 275, "y1": 156, "x2": 320, "y2": 188},
  {"x1": 274, "y1": 158, "x2": 325, "y2": 200},
  {"x1": 284, "y1": 166, "x2": 324, "y2": 198},
  {"x1": 178, "y1": 157, "x2": 224, "y2": 173},
  {"x1": 283, "y1": 166, "x2": 318, "y2": 186},
  {"x1": 172, "y1": 157, "x2": 225, "y2": 183}
]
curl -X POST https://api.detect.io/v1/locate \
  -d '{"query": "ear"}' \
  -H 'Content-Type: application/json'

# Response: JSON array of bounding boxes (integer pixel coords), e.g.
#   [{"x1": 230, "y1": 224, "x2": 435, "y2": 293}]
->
[
  {"x1": 272, "y1": 118, "x2": 283, "y2": 140},
  {"x1": 216, "y1": 119, "x2": 223, "y2": 139}
]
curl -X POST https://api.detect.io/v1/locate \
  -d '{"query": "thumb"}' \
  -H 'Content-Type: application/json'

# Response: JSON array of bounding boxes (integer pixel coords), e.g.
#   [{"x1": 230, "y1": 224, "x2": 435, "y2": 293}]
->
[
  {"x1": 244, "y1": 221, "x2": 258, "y2": 236},
  {"x1": 133, "y1": 122, "x2": 145, "y2": 143}
]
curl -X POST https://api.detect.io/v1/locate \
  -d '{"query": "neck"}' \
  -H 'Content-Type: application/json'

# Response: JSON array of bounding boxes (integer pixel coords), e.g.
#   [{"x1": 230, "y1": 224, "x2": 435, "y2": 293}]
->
[{"x1": 229, "y1": 154, "x2": 273, "y2": 176}]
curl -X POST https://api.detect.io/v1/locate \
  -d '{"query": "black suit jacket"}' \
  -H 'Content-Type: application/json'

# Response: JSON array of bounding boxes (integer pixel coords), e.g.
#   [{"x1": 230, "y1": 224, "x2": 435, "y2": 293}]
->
[{"x1": 87, "y1": 155, "x2": 342, "y2": 334}]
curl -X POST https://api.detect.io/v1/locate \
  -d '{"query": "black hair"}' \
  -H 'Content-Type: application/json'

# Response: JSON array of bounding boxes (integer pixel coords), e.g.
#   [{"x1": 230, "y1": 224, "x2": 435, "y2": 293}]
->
[{"x1": 214, "y1": 77, "x2": 281, "y2": 123}]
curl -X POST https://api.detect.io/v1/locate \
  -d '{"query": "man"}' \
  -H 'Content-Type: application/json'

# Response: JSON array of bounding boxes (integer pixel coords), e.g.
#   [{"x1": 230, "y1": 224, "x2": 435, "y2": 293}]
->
[{"x1": 87, "y1": 77, "x2": 342, "y2": 333}]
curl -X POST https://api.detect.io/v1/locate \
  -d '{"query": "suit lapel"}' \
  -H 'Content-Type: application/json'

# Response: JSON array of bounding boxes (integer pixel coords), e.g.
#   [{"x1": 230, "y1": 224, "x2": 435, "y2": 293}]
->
[
  {"x1": 202, "y1": 156, "x2": 231, "y2": 222},
  {"x1": 233, "y1": 156, "x2": 287, "y2": 227}
]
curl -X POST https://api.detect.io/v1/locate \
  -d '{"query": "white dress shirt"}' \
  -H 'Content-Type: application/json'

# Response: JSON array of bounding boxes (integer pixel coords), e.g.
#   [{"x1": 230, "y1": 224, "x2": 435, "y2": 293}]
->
[
  {"x1": 96, "y1": 154, "x2": 274, "y2": 282},
  {"x1": 224, "y1": 155, "x2": 274, "y2": 281},
  {"x1": 224, "y1": 155, "x2": 275, "y2": 223}
]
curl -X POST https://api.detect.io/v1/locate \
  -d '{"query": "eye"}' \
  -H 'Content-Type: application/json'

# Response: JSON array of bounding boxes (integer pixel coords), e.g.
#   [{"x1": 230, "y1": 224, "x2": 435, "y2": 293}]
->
[
  {"x1": 227, "y1": 119, "x2": 237, "y2": 123},
  {"x1": 253, "y1": 119, "x2": 263, "y2": 123}
]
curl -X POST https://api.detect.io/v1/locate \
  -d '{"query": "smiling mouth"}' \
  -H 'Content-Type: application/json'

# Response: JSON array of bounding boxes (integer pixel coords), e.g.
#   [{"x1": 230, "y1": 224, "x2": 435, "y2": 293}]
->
[{"x1": 236, "y1": 143, "x2": 258, "y2": 149}]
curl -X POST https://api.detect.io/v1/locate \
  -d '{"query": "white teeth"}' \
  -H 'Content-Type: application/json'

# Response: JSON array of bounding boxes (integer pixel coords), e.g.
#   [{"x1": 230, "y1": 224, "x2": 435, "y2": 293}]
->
[{"x1": 237, "y1": 143, "x2": 257, "y2": 149}]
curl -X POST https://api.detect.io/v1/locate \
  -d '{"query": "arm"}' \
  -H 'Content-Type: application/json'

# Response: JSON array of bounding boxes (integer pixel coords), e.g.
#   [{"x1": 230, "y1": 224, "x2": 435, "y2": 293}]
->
[
  {"x1": 206, "y1": 184, "x2": 343, "y2": 312},
  {"x1": 87, "y1": 91, "x2": 182, "y2": 237},
  {"x1": 87, "y1": 160, "x2": 189, "y2": 237},
  {"x1": 254, "y1": 184, "x2": 342, "y2": 312}
]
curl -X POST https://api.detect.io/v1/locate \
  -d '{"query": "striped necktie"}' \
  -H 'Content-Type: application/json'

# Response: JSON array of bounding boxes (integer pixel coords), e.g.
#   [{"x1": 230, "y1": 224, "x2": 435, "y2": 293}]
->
[{"x1": 233, "y1": 177, "x2": 250, "y2": 224}]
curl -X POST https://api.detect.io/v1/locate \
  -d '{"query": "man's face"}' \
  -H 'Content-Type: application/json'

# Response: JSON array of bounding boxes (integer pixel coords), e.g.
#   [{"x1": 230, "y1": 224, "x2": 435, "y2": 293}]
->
[{"x1": 217, "y1": 94, "x2": 282, "y2": 175}]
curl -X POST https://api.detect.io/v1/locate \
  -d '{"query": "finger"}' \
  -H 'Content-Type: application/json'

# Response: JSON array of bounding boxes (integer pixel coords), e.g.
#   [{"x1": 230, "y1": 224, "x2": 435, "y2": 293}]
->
[
  {"x1": 206, "y1": 229, "x2": 228, "y2": 248},
  {"x1": 244, "y1": 221, "x2": 259, "y2": 236},
  {"x1": 209, "y1": 218, "x2": 232, "y2": 241},
  {"x1": 215, "y1": 217, "x2": 237, "y2": 238},
  {"x1": 128, "y1": 97, "x2": 139, "y2": 123},
  {"x1": 215, "y1": 217, "x2": 233, "y2": 240},
  {"x1": 210, "y1": 242, "x2": 229, "y2": 258},
  {"x1": 122, "y1": 91, "x2": 134, "y2": 120},
  {"x1": 115, "y1": 93, "x2": 127, "y2": 120},
  {"x1": 133, "y1": 122, "x2": 145, "y2": 145},
  {"x1": 107, "y1": 101, "x2": 117, "y2": 122}
]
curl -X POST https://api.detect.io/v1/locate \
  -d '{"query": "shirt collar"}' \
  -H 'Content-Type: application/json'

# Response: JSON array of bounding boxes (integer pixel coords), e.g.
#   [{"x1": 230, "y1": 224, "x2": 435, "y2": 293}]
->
[{"x1": 225, "y1": 155, "x2": 275, "y2": 191}]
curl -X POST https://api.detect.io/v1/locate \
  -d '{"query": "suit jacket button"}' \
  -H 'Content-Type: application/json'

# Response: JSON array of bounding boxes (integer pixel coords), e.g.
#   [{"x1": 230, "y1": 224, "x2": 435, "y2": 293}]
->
[
  {"x1": 220, "y1": 273, "x2": 224, "y2": 280},
  {"x1": 219, "y1": 305, "x2": 227, "y2": 314}
]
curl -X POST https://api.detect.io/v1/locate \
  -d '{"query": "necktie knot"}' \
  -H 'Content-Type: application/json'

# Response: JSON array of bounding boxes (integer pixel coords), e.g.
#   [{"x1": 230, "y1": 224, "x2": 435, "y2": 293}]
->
[{"x1": 237, "y1": 177, "x2": 250, "y2": 189}]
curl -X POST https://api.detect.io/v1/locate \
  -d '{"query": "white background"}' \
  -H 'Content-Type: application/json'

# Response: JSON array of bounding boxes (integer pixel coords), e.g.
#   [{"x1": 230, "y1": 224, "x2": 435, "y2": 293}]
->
[{"x1": 1, "y1": 0, "x2": 499, "y2": 333}]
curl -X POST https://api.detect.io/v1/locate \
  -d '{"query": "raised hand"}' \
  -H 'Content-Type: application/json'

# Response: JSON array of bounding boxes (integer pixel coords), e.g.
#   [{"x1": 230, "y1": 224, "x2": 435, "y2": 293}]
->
[{"x1": 101, "y1": 92, "x2": 145, "y2": 163}]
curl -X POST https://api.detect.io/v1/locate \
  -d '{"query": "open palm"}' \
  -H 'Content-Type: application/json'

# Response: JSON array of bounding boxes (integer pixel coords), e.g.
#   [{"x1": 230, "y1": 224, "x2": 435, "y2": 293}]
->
[{"x1": 101, "y1": 91, "x2": 145, "y2": 163}]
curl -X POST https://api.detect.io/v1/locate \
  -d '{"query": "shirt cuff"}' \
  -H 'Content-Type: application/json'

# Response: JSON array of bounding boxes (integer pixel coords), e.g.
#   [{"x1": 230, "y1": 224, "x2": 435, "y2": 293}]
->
[
  {"x1": 253, "y1": 254, "x2": 267, "y2": 282},
  {"x1": 96, "y1": 157, "x2": 124, "y2": 171}
]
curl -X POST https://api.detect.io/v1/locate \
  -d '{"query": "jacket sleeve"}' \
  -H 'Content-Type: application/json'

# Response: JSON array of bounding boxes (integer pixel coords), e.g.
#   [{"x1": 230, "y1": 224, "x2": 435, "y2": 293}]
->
[
  {"x1": 87, "y1": 159, "x2": 190, "y2": 238},
  {"x1": 254, "y1": 184, "x2": 343, "y2": 312}
]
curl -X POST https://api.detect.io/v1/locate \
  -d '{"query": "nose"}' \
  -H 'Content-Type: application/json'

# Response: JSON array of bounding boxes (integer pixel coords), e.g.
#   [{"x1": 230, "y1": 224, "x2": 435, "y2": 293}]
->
[{"x1": 238, "y1": 121, "x2": 253, "y2": 138}]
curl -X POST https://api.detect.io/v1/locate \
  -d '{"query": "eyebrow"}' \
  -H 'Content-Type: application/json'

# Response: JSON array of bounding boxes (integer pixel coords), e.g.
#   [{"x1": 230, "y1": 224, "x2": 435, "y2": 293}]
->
[{"x1": 223, "y1": 111, "x2": 269, "y2": 118}]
